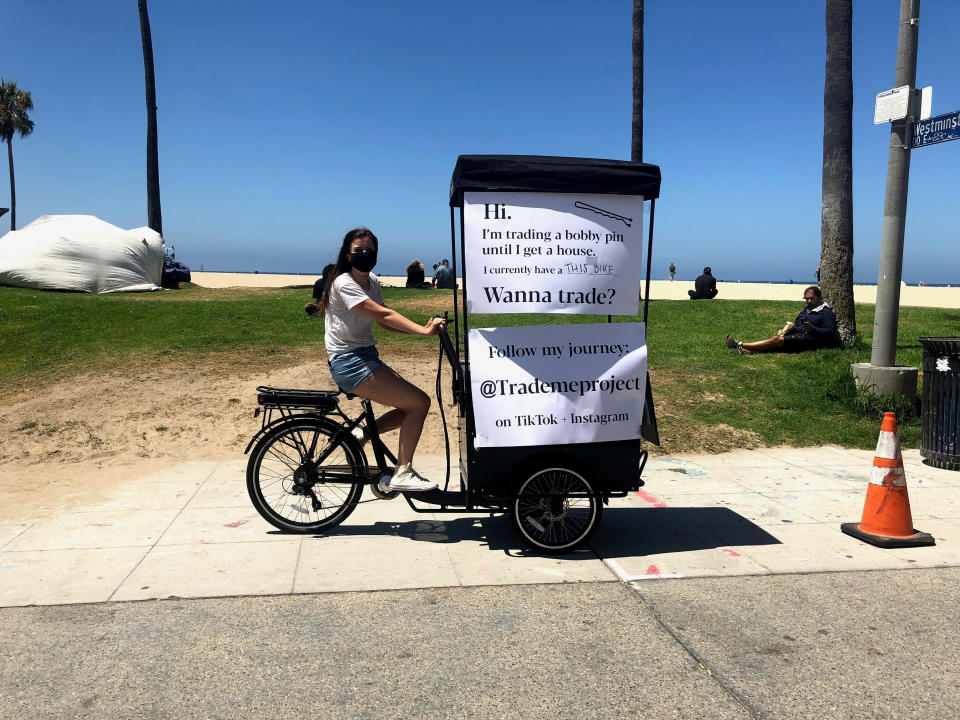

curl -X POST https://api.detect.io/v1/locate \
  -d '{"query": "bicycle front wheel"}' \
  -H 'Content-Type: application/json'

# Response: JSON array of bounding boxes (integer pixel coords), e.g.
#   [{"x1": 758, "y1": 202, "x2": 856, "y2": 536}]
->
[{"x1": 247, "y1": 417, "x2": 364, "y2": 534}]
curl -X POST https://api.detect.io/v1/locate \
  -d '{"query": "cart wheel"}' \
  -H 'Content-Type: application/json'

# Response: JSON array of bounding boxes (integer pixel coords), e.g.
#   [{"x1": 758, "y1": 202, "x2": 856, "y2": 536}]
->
[{"x1": 511, "y1": 467, "x2": 602, "y2": 553}]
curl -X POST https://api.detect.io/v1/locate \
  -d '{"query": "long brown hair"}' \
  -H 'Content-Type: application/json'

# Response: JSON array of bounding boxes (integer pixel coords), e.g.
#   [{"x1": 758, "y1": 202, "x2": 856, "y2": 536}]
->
[{"x1": 315, "y1": 227, "x2": 379, "y2": 315}]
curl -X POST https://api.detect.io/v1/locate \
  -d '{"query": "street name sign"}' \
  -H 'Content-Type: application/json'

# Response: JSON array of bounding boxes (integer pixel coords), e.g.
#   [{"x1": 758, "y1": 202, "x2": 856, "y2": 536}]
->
[
  {"x1": 874, "y1": 86, "x2": 911, "y2": 124},
  {"x1": 912, "y1": 109, "x2": 960, "y2": 148}
]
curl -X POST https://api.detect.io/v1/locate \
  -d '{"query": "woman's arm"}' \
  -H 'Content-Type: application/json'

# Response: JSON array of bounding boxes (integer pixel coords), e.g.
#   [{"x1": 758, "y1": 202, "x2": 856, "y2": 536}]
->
[{"x1": 351, "y1": 298, "x2": 443, "y2": 336}]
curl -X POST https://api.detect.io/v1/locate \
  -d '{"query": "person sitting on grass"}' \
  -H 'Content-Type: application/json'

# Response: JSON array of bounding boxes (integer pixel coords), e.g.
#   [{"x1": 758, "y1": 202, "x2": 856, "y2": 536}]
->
[
  {"x1": 432, "y1": 259, "x2": 456, "y2": 289},
  {"x1": 405, "y1": 258, "x2": 428, "y2": 288},
  {"x1": 688, "y1": 266, "x2": 718, "y2": 299},
  {"x1": 725, "y1": 286, "x2": 839, "y2": 355}
]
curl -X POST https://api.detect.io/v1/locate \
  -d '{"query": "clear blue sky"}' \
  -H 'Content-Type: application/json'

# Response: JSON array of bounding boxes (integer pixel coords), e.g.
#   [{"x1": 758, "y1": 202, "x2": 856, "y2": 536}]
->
[{"x1": 4, "y1": 0, "x2": 959, "y2": 283}]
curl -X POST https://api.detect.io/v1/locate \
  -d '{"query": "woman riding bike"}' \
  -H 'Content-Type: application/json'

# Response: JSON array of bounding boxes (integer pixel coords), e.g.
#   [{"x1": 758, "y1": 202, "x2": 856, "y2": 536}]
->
[{"x1": 306, "y1": 227, "x2": 446, "y2": 492}]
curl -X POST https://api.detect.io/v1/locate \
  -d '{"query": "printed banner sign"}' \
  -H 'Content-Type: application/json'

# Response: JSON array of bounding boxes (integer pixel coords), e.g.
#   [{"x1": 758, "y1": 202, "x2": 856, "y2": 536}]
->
[
  {"x1": 463, "y1": 191, "x2": 644, "y2": 315},
  {"x1": 468, "y1": 322, "x2": 647, "y2": 448}
]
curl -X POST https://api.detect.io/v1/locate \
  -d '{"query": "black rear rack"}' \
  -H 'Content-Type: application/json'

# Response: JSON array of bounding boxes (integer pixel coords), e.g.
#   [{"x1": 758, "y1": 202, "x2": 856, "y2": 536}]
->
[{"x1": 256, "y1": 386, "x2": 342, "y2": 411}]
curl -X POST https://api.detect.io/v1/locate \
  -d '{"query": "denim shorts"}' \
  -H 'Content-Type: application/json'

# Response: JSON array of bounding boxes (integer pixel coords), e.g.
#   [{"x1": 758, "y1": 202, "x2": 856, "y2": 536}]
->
[{"x1": 328, "y1": 346, "x2": 388, "y2": 393}]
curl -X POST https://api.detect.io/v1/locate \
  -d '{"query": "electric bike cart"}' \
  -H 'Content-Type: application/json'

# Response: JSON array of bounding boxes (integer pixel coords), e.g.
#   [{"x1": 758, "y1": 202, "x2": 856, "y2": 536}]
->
[{"x1": 247, "y1": 154, "x2": 661, "y2": 553}]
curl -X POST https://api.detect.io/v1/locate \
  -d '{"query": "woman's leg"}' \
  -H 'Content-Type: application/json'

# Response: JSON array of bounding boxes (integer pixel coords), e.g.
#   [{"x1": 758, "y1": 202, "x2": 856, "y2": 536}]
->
[
  {"x1": 372, "y1": 408, "x2": 405, "y2": 435},
  {"x1": 353, "y1": 367, "x2": 430, "y2": 466}
]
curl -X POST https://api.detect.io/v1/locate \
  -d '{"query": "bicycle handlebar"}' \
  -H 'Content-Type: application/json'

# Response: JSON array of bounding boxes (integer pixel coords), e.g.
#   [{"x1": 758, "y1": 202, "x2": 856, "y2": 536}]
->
[
  {"x1": 434, "y1": 317, "x2": 461, "y2": 375},
  {"x1": 432, "y1": 315, "x2": 463, "y2": 410}
]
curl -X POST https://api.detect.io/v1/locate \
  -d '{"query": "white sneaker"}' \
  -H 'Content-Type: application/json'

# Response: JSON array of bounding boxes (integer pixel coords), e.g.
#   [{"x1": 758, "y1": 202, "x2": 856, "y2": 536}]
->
[
  {"x1": 351, "y1": 426, "x2": 369, "y2": 447},
  {"x1": 389, "y1": 464, "x2": 438, "y2": 492}
]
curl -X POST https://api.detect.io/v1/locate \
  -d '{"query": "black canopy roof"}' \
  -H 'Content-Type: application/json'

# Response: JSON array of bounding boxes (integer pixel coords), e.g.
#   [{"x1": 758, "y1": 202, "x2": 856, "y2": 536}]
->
[{"x1": 449, "y1": 154, "x2": 661, "y2": 207}]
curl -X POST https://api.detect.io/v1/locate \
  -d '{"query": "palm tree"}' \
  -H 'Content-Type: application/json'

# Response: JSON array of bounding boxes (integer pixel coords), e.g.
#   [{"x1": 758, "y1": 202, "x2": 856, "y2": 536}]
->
[
  {"x1": 138, "y1": 0, "x2": 162, "y2": 236},
  {"x1": 0, "y1": 79, "x2": 35, "y2": 232},
  {"x1": 631, "y1": 0, "x2": 643, "y2": 162},
  {"x1": 821, "y1": 0, "x2": 856, "y2": 346}
]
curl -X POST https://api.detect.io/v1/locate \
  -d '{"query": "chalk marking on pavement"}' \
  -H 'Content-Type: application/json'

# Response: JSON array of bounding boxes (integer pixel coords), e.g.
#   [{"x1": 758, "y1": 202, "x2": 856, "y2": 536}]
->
[
  {"x1": 629, "y1": 574, "x2": 685, "y2": 580},
  {"x1": 603, "y1": 558, "x2": 684, "y2": 581},
  {"x1": 0, "y1": 553, "x2": 22, "y2": 570},
  {"x1": 633, "y1": 490, "x2": 668, "y2": 507}
]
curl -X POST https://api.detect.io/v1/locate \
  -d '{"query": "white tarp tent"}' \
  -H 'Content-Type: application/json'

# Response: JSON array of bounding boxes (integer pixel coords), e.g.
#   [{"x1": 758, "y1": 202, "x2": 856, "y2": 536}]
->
[{"x1": 0, "y1": 215, "x2": 165, "y2": 293}]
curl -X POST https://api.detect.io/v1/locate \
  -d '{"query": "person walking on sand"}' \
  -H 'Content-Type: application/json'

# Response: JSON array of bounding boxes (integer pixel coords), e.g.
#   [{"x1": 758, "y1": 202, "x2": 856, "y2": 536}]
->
[
  {"x1": 305, "y1": 227, "x2": 445, "y2": 492},
  {"x1": 669, "y1": 262, "x2": 676, "y2": 281}
]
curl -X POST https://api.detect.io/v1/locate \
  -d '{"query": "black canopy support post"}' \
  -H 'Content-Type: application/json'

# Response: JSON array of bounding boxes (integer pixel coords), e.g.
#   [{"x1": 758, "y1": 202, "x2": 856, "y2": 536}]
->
[
  {"x1": 449, "y1": 205, "x2": 461, "y2": 358},
  {"x1": 640, "y1": 197, "x2": 659, "y2": 445},
  {"x1": 458, "y1": 196, "x2": 470, "y2": 370},
  {"x1": 642, "y1": 197, "x2": 655, "y2": 324},
  {"x1": 640, "y1": 377, "x2": 660, "y2": 445}
]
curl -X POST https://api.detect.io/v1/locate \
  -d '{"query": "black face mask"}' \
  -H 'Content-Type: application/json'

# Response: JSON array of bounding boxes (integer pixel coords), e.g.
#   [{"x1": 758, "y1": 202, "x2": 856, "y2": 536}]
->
[{"x1": 349, "y1": 249, "x2": 377, "y2": 273}]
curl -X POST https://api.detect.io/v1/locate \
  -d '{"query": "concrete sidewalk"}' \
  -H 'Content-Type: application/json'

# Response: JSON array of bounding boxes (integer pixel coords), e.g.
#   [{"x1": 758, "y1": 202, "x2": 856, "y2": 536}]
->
[{"x1": 1, "y1": 446, "x2": 959, "y2": 607}]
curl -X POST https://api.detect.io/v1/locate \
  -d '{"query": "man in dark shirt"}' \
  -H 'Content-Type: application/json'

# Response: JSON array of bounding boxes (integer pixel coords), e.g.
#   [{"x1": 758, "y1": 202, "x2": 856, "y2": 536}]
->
[
  {"x1": 312, "y1": 263, "x2": 336, "y2": 301},
  {"x1": 432, "y1": 259, "x2": 456, "y2": 289},
  {"x1": 725, "y1": 286, "x2": 839, "y2": 355},
  {"x1": 688, "y1": 267, "x2": 718, "y2": 299}
]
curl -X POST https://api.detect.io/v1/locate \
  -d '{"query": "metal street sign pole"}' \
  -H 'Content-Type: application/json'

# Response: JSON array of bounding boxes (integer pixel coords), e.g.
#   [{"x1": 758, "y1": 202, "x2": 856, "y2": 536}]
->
[
  {"x1": 852, "y1": 0, "x2": 921, "y2": 400},
  {"x1": 871, "y1": 0, "x2": 919, "y2": 369}
]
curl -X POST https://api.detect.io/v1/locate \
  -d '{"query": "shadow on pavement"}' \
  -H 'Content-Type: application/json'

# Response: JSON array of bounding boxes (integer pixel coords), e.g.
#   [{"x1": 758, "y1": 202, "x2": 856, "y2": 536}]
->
[
  {"x1": 263, "y1": 505, "x2": 782, "y2": 560},
  {"x1": 591, "y1": 507, "x2": 782, "y2": 558},
  {"x1": 264, "y1": 514, "x2": 580, "y2": 558},
  {"x1": 329, "y1": 514, "x2": 577, "y2": 557}
]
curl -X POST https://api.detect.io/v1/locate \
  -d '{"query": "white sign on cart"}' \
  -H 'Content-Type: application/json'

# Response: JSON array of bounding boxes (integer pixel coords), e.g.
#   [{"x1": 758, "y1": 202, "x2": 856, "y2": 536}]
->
[
  {"x1": 463, "y1": 191, "x2": 644, "y2": 316},
  {"x1": 468, "y1": 322, "x2": 647, "y2": 448}
]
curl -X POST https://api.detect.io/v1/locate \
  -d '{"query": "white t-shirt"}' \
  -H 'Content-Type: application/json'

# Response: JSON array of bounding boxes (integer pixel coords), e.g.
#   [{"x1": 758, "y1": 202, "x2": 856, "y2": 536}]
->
[{"x1": 324, "y1": 272, "x2": 384, "y2": 357}]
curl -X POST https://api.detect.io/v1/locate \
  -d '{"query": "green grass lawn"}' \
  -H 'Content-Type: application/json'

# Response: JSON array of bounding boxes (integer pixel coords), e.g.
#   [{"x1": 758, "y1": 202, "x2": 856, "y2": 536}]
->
[{"x1": 2, "y1": 283, "x2": 957, "y2": 451}]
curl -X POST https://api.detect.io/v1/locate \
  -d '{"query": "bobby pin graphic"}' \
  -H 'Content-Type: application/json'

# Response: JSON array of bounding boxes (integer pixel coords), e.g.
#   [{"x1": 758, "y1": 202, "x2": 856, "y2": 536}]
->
[{"x1": 574, "y1": 201, "x2": 632, "y2": 227}]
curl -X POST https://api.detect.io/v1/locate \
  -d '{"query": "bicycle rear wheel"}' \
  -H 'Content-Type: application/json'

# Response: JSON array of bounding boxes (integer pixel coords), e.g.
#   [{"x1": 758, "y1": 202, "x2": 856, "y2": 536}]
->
[{"x1": 247, "y1": 417, "x2": 364, "y2": 534}]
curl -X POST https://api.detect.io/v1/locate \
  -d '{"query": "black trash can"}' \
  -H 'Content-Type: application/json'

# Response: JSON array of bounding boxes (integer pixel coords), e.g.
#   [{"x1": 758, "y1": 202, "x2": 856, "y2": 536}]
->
[{"x1": 918, "y1": 337, "x2": 960, "y2": 471}]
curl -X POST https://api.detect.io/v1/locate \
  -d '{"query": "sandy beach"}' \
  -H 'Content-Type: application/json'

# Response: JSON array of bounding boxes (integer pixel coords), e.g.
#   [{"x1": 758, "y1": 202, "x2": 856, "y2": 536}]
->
[{"x1": 190, "y1": 272, "x2": 960, "y2": 309}]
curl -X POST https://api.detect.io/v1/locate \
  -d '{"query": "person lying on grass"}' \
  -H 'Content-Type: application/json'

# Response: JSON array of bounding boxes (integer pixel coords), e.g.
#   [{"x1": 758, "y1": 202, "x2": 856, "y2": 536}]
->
[{"x1": 725, "y1": 286, "x2": 839, "y2": 355}]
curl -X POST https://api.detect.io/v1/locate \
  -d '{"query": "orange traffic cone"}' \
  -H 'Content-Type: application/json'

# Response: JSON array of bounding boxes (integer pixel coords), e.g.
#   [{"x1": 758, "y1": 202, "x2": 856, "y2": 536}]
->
[{"x1": 841, "y1": 412, "x2": 935, "y2": 548}]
